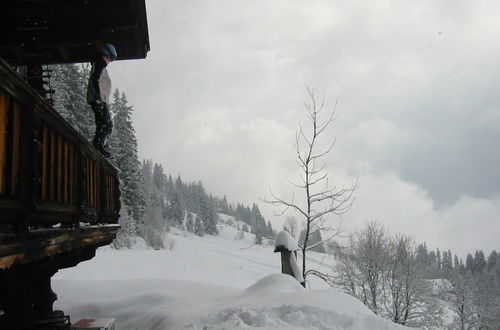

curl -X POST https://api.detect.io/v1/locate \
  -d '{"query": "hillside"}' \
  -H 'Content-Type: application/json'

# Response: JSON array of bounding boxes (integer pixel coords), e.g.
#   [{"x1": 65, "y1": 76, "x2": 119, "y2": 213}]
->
[{"x1": 53, "y1": 220, "x2": 412, "y2": 329}]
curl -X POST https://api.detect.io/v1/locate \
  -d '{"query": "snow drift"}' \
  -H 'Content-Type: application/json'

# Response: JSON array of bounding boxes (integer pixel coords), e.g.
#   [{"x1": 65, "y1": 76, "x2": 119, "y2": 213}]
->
[{"x1": 53, "y1": 223, "x2": 413, "y2": 329}]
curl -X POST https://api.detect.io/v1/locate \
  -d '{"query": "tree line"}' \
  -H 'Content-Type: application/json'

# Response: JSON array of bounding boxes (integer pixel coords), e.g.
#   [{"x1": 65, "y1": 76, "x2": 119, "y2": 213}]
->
[
  {"x1": 50, "y1": 63, "x2": 275, "y2": 248},
  {"x1": 333, "y1": 221, "x2": 500, "y2": 329}
]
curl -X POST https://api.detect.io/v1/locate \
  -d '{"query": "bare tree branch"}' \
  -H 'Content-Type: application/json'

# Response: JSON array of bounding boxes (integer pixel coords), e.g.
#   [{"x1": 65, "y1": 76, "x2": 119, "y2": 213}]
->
[{"x1": 264, "y1": 88, "x2": 358, "y2": 283}]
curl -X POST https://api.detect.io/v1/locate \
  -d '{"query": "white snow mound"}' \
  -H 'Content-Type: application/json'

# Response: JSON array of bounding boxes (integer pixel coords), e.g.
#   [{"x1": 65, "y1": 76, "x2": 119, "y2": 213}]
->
[
  {"x1": 275, "y1": 230, "x2": 300, "y2": 251},
  {"x1": 53, "y1": 226, "x2": 413, "y2": 329},
  {"x1": 55, "y1": 275, "x2": 410, "y2": 330},
  {"x1": 244, "y1": 273, "x2": 305, "y2": 295}
]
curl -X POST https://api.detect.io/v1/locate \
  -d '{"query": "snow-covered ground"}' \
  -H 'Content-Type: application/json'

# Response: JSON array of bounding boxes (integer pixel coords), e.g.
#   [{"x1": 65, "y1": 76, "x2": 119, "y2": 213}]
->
[{"x1": 53, "y1": 222, "x2": 412, "y2": 329}]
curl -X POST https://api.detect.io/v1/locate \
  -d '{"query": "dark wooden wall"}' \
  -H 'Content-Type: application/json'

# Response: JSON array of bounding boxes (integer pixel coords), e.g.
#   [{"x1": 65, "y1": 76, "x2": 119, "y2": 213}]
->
[{"x1": 0, "y1": 58, "x2": 120, "y2": 234}]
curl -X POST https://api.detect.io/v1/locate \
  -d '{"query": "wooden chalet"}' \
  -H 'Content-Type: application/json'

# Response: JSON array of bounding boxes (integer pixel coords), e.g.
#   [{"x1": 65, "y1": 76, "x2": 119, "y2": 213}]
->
[{"x1": 0, "y1": 0, "x2": 150, "y2": 328}]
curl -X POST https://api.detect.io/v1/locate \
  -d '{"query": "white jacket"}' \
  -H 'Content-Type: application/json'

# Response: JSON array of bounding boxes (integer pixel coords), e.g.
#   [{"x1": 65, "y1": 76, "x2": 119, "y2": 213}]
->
[{"x1": 87, "y1": 57, "x2": 112, "y2": 104}]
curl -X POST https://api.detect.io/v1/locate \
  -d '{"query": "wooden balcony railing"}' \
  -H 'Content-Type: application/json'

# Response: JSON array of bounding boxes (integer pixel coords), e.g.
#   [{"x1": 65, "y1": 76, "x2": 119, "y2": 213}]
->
[{"x1": 0, "y1": 57, "x2": 120, "y2": 235}]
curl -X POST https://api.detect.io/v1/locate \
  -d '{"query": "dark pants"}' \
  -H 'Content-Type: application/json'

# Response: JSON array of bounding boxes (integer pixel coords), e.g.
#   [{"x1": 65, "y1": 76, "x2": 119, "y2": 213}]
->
[{"x1": 90, "y1": 102, "x2": 112, "y2": 150}]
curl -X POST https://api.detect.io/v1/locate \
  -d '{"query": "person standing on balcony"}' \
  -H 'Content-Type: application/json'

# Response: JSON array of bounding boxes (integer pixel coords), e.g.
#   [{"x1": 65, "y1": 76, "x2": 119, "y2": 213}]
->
[{"x1": 87, "y1": 43, "x2": 117, "y2": 158}]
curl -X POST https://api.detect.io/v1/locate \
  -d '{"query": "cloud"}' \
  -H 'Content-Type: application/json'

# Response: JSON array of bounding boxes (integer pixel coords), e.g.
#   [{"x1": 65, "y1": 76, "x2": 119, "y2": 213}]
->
[
  {"x1": 341, "y1": 168, "x2": 500, "y2": 258},
  {"x1": 109, "y1": 0, "x2": 500, "y2": 256}
]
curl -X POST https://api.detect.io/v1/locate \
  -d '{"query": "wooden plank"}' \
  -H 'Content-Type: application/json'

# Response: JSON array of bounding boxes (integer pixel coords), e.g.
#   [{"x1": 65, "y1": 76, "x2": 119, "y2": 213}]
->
[
  {"x1": 104, "y1": 175, "x2": 107, "y2": 210},
  {"x1": 106, "y1": 176, "x2": 110, "y2": 210},
  {"x1": 85, "y1": 158, "x2": 89, "y2": 207},
  {"x1": 69, "y1": 144, "x2": 74, "y2": 204},
  {"x1": 10, "y1": 101, "x2": 21, "y2": 196},
  {"x1": 49, "y1": 129, "x2": 56, "y2": 201},
  {"x1": 97, "y1": 164, "x2": 101, "y2": 210},
  {"x1": 0, "y1": 93, "x2": 9, "y2": 194},
  {"x1": 64, "y1": 141, "x2": 69, "y2": 203},
  {"x1": 41, "y1": 125, "x2": 49, "y2": 200},
  {"x1": 93, "y1": 162, "x2": 98, "y2": 208},
  {"x1": 107, "y1": 176, "x2": 111, "y2": 210},
  {"x1": 110, "y1": 177, "x2": 113, "y2": 210},
  {"x1": 89, "y1": 159, "x2": 93, "y2": 208},
  {"x1": 57, "y1": 134, "x2": 63, "y2": 202},
  {"x1": 0, "y1": 226, "x2": 120, "y2": 270},
  {"x1": 95, "y1": 163, "x2": 99, "y2": 209},
  {"x1": 89, "y1": 159, "x2": 94, "y2": 207}
]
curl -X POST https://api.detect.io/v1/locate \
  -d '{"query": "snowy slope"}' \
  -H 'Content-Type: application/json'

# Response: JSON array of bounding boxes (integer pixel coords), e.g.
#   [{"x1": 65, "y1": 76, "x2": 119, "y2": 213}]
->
[{"x1": 53, "y1": 223, "x2": 413, "y2": 329}]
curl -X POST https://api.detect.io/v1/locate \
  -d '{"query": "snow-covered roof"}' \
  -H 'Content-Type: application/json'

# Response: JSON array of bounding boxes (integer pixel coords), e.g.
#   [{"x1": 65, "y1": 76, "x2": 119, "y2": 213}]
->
[{"x1": 274, "y1": 230, "x2": 300, "y2": 252}]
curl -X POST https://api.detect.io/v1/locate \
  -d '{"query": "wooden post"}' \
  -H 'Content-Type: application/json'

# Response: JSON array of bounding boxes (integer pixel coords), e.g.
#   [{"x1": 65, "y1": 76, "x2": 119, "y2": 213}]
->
[
  {"x1": 274, "y1": 231, "x2": 305, "y2": 287},
  {"x1": 279, "y1": 250, "x2": 294, "y2": 277}
]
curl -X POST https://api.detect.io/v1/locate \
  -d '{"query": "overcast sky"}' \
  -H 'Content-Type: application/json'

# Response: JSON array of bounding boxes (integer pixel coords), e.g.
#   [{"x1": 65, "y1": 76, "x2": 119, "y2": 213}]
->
[{"x1": 110, "y1": 0, "x2": 500, "y2": 258}]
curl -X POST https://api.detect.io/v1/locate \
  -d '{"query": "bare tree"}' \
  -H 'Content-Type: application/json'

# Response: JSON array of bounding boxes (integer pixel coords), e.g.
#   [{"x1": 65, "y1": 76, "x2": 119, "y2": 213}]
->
[
  {"x1": 448, "y1": 269, "x2": 475, "y2": 330},
  {"x1": 382, "y1": 235, "x2": 443, "y2": 328},
  {"x1": 265, "y1": 88, "x2": 358, "y2": 283},
  {"x1": 350, "y1": 221, "x2": 390, "y2": 315},
  {"x1": 283, "y1": 216, "x2": 299, "y2": 238},
  {"x1": 335, "y1": 222, "x2": 443, "y2": 328}
]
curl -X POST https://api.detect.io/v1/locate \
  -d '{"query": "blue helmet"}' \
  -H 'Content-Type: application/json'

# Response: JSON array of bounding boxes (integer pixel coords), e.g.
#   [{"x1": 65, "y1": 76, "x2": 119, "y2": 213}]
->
[{"x1": 100, "y1": 43, "x2": 118, "y2": 58}]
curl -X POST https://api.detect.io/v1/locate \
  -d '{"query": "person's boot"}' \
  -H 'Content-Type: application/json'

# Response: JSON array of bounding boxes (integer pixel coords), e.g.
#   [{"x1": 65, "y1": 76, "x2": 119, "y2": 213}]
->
[
  {"x1": 98, "y1": 145, "x2": 112, "y2": 159},
  {"x1": 94, "y1": 139, "x2": 112, "y2": 159}
]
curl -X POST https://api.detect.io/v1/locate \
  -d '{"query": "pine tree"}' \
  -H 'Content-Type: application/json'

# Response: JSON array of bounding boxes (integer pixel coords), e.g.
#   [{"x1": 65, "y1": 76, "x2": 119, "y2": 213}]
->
[
  {"x1": 429, "y1": 250, "x2": 437, "y2": 269},
  {"x1": 466, "y1": 253, "x2": 474, "y2": 272},
  {"x1": 110, "y1": 90, "x2": 145, "y2": 234},
  {"x1": 113, "y1": 205, "x2": 138, "y2": 248},
  {"x1": 219, "y1": 196, "x2": 229, "y2": 214},
  {"x1": 200, "y1": 196, "x2": 218, "y2": 235},
  {"x1": 309, "y1": 229, "x2": 326, "y2": 253},
  {"x1": 254, "y1": 228, "x2": 263, "y2": 245},
  {"x1": 474, "y1": 250, "x2": 486, "y2": 273},
  {"x1": 152, "y1": 162, "x2": 168, "y2": 226},
  {"x1": 194, "y1": 214, "x2": 204, "y2": 237},
  {"x1": 266, "y1": 220, "x2": 274, "y2": 237},
  {"x1": 186, "y1": 212, "x2": 194, "y2": 233},
  {"x1": 251, "y1": 204, "x2": 266, "y2": 242},
  {"x1": 436, "y1": 248, "x2": 442, "y2": 270},
  {"x1": 169, "y1": 192, "x2": 184, "y2": 226},
  {"x1": 487, "y1": 250, "x2": 498, "y2": 271},
  {"x1": 140, "y1": 159, "x2": 166, "y2": 249},
  {"x1": 416, "y1": 243, "x2": 429, "y2": 266},
  {"x1": 442, "y1": 250, "x2": 453, "y2": 273},
  {"x1": 454, "y1": 255, "x2": 461, "y2": 271},
  {"x1": 153, "y1": 164, "x2": 167, "y2": 195},
  {"x1": 51, "y1": 63, "x2": 94, "y2": 140}
]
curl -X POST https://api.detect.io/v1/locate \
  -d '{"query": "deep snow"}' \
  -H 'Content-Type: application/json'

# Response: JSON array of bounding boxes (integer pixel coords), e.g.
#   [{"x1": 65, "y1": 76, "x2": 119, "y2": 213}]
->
[{"x1": 53, "y1": 222, "x2": 413, "y2": 329}]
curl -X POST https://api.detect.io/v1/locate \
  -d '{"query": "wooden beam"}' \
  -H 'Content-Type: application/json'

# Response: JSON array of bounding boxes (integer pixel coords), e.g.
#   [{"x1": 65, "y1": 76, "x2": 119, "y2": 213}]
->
[
  {"x1": 49, "y1": 129, "x2": 55, "y2": 201},
  {"x1": 0, "y1": 226, "x2": 120, "y2": 270},
  {"x1": 10, "y1": 101, "x2": 21, "y2": 196},
  {"x1": 0, "y1": 93, "x2": 8, "y2": 195},
  {"x1": 41, "y1": 124, "x2": 48, "y2": 200},
  {"x1": 57, "y1": 134, "x2": 63, "y2": 202},
  {"x1": 63, "y1": 141, "x2": 69, "y2": 203},
  {"x1": 69, "y1": 144, "x2": 74, "y2": 204}
]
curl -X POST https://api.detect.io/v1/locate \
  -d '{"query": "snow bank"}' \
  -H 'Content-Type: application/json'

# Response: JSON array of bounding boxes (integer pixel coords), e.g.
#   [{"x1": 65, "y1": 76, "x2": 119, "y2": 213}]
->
[
  {"x1": 55, "y1": 275, "x2": 410, "y2": 330},
  {"x1": 54, "y1": 223, "x2": 412, "y2": 329},
  {"x1": 244, "y1": 273, "x2": 304, "y2": 295}
]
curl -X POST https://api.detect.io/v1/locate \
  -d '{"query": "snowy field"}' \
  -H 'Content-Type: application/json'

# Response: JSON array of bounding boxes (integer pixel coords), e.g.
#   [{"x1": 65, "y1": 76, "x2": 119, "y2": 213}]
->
[{"x1": 53, "y1": 223, "x2": 412, "y2": 329}]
